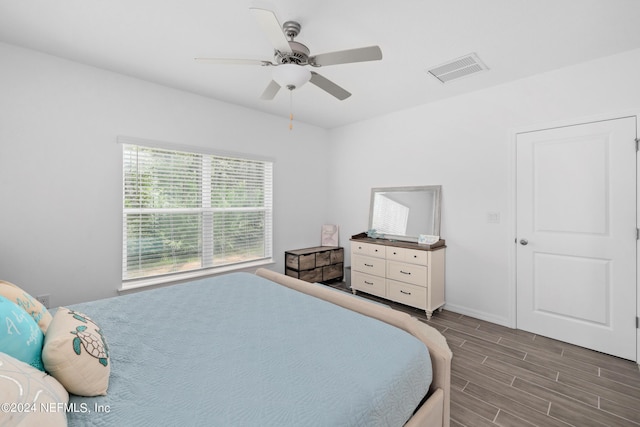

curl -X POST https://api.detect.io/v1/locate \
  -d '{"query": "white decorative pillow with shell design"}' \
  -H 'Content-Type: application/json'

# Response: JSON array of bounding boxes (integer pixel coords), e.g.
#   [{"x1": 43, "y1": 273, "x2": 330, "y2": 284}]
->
[{"x1": 0, "y1": 352, "x2": 69, "y2": 427}]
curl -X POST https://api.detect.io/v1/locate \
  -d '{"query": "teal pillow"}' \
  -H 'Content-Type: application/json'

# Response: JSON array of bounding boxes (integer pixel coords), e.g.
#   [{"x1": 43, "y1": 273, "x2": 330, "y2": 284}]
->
[{"x1": 0, "y1": 295, "x2": 44, "y2": 371}]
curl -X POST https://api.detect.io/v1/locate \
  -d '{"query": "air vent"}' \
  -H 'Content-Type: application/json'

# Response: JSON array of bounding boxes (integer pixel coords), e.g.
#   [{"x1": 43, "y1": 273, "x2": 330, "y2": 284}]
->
[{"x1": 427, "y1": 52, "x2": 488, "y2": 83}]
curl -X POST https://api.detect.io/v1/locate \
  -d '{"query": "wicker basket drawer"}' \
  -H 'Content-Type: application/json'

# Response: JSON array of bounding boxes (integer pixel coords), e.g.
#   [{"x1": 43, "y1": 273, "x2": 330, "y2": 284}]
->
[
  {"x1": 286, "y1": 267, "x2": 323, "y2": 283},
  {"x1": 286, "y1": 252, "x2": 315, "y2": 270},
  {"x1": 323, "y1": 263, "x2": 344, "y2": 281}
]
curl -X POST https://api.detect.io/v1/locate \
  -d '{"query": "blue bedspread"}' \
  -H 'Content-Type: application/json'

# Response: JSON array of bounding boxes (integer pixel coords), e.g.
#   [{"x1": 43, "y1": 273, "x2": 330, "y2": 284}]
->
[{"x1": 66, "y1": 272, "x2": 431, "y2": 426}]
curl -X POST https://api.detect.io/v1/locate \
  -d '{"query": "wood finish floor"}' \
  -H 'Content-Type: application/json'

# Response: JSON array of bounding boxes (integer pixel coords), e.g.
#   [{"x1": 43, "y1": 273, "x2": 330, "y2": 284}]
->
[{"x1": 328, "y1": 282, "x2": 640, "y2": 426}]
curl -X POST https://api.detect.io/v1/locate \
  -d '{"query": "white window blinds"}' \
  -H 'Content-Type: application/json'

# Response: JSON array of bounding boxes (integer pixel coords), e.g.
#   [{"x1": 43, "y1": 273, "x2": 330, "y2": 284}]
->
[{"x1": 122, "y1": 143, "x2": 273, "y2": 281}]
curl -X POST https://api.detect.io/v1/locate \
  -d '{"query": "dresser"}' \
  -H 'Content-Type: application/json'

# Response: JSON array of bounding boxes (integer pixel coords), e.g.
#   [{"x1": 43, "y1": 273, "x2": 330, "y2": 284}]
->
[
  {"x1": 285, "y1": 246, "x2": 344, "y2": 283},
  {"x1": 350, "y1": 236, "x2": 445, "y2": 319}
]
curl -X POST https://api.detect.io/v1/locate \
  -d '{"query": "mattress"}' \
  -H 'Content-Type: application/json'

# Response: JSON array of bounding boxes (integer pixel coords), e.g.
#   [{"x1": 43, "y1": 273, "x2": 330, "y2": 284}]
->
[{"x1": 66, "y1": 272, "x2": 432, "y2": 426}]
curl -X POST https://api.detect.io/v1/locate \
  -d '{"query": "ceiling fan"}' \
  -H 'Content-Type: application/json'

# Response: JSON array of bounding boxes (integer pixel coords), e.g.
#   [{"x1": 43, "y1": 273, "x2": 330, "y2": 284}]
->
[{"x1": 195, "y1": 7, "x2": 383, "y2": 101}]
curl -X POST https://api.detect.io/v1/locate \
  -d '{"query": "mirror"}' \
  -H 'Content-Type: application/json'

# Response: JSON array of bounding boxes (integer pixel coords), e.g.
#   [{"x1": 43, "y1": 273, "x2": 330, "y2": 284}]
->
[{"x1": 369, "y1": 185, "x2": 442, "y2": 242}]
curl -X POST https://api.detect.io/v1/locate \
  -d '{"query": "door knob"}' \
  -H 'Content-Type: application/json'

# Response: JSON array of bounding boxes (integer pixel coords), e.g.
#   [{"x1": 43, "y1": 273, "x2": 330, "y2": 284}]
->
[{"x1": 520, "y1": 239, "x2": 529, "y2": 245}]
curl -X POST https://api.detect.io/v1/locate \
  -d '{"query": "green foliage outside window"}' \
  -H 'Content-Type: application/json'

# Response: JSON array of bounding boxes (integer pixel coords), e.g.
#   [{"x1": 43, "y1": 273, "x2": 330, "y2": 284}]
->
[{"x1": 123, "y1": 145, "x2": 272, "y2": 280}]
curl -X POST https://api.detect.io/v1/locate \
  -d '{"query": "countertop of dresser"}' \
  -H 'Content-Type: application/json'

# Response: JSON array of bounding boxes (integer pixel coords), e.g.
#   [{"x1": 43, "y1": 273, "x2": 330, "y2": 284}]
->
[{"x1": 350, "y1": 233, "x2": 446, "y2": 251}]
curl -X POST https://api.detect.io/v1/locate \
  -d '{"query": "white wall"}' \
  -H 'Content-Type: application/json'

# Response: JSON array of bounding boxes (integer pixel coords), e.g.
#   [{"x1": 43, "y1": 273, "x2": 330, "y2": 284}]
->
[
  {"x1": 0, "y1": 42, "x2": 329, "y2": 306},
  {"x1": 2, "y1": 40, "x2": 639, "y2": 325},
  {"x1": 327, "y1": 48, "x2": 640, "y2": 326}
]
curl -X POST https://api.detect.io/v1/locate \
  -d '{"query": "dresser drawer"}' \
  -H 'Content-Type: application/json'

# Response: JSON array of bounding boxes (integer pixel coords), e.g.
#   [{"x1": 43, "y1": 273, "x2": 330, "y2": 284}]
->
[
  {"x1": 352, "y1": 271, "x2": 386, "y2": 298},
  {"x1": 352, "y1": 254, "x2": 385, "y2": 277},
  {"x1": 386, "y1": 247, "x2": 428, "y2": 265},
  {"x1": 386, "y1": 260, "x2": 427, "y2": 287},
  {"x1": 350, "y1": 238, "x2": 445, "y2": 320},
  {"x1": 351, "y1": 241, "x2": 385, "y2": 258},
  {"x1": 387, "y1": 279, "x2": 427, "y2": 310}
]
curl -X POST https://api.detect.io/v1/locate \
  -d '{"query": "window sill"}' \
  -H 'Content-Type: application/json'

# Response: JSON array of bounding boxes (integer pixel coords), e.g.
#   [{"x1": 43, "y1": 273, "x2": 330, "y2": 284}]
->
[{"x1": 118, "y1": 259, "x2": 275, "y2": 294}]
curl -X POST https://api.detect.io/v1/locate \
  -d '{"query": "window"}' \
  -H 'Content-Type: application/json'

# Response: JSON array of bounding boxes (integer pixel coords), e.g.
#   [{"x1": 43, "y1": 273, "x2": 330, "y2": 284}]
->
[{"x1": 122, "y1": 142, "x2": 273, "y2": 283}]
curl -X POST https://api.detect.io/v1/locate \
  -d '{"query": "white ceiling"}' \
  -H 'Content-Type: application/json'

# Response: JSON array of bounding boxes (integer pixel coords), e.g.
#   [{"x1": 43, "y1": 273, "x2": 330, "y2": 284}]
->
[{"x1": 1, "y1": 0, "x2": 640, "y2": 129}]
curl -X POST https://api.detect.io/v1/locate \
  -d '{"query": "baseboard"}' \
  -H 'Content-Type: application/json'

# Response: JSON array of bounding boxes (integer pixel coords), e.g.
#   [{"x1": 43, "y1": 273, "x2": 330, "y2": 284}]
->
[{"x1": 442, "y1": 303, "x2": 512, "y2": 329}]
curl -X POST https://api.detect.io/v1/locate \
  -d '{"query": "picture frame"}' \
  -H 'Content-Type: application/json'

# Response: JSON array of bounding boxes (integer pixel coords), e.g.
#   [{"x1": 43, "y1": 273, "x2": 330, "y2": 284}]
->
[{"x1": 321, "y1": 224, "x2": 339, "y2": 246}]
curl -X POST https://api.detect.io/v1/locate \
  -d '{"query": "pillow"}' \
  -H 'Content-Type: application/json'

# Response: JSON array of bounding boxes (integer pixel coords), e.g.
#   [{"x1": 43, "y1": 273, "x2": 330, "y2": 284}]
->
[
  {"x1": 0, "y1": 352, "x2": 68, "y2": 427},
  {"x1": 42, "y1": 307, "x2": 110, "y2": 396},
  {"x1": 0, "y1": 280, "x2": 52, "y2": 334},
  {"x1": 0, "y1": 296, "x2": 45, "y2": 371}
]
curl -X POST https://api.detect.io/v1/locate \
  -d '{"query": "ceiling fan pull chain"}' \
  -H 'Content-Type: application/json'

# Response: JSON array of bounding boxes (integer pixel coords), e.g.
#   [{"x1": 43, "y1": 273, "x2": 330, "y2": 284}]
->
[{"x1": 289, "y1": 89, "x2": 294, "y2": 130}]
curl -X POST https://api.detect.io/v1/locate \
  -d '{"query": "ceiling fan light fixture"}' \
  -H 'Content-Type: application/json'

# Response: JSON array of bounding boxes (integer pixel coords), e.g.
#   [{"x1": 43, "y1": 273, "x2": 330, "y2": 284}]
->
[{"x1": 272, "y1": 64, "x2": 311, "y2": 90}]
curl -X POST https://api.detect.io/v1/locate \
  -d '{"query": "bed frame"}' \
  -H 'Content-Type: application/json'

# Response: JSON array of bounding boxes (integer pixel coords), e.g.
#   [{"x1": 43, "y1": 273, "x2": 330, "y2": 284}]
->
[{"x1": 255, "y1": 268, "x2": 452, "y2": 427}]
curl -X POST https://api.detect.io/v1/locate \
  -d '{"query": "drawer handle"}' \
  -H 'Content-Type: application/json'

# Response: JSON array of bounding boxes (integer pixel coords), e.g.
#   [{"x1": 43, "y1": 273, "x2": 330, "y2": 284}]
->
[
  {"x1": 400, "y1": 290, "x2": 412, "y2": 295},
  {"x1": 400, "y1": 270, "x2": 411, "y2": 275},
  {"x1": 364, "y1": 263, "x2": 374, "y2": 267},
  {"x1": 364, "y1": 281, "x2": 374, "y2": 285}
]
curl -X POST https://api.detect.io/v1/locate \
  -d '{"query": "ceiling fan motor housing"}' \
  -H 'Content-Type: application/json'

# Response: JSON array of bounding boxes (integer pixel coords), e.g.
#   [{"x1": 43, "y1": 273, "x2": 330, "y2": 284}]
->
[{"x1": 275, "y1": 40, "x2": 310, "y2": 65}]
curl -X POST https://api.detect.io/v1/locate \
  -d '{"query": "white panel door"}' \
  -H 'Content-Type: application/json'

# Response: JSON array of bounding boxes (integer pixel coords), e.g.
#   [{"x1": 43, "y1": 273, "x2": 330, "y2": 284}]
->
[{"x1": 516, "y1": 117, "x2": 637, "y2": 360}]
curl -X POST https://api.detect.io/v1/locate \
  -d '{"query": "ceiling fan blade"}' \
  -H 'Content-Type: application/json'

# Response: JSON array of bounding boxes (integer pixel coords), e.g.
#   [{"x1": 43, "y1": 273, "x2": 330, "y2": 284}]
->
[
  {"x1": 309, "y1": 72, "x2": 351, "y2": 100},
  {"x1": 260, "y1": 80, "x2": 281, "y2": 100},
  {"x1": 309, "y1": 46, "x2": 382, "y2": 67},
  {"x1": 249, "y1": 7, "x2": 291, "y2": 54},
  {"x1": 194, "y1": 58, "x2": 273, "y2": 66}
]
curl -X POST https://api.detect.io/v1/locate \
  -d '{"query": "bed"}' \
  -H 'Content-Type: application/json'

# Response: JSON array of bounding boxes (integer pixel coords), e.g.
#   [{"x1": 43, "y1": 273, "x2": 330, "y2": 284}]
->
[{"x1": 2, "y1": 269, "x2": 451, "y2": 427}]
